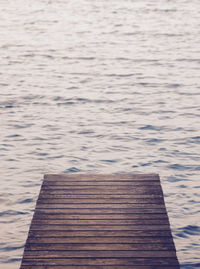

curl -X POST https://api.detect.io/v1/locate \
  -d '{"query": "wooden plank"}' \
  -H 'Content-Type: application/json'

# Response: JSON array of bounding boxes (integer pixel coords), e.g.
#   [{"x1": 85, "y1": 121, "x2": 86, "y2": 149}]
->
[
  {"x1": 41, "y1": 185, "x2": 162, "y2": 191},
  {"x1": 33, "y1": 213, "x2": 168, "y2": 220},
  {"x1": 39, "y1": 189, "x2": 162, "y2": 195},
  {"x1": 21, "y1": 257, "x2": 179, "y2": 266},
  {"x1": 31, "y1": 219, "x2": 170, "y2": 225},
  {"x1": 36, "y1": 203, "x2": 166, "y2": 209},
  {"x1": 33, "y1": 208, "x2": 167, "y2": 214},
  {"x1": 20, "y1": 174, "x2": 179, "y2": 268},
  {"x1": 23, "y1": 250, "x2": 177, "y2": 258},
  {"x1": 44, "y1": 174, "x2": 160, "y2": 181},
  {"x1": 29, "y1": 230, "x2": 172, "y2": 237},
  {"x1": 21, "y1": 264, "x2": 180, "y2": 269},
  {"x1": 21, "y1": 265, "x2": 181, "y2": 269},
  {"x1": 41, "y1": 188, "x2": 160, "y2": 194},
  {"x1": 25, "y1": 243, "x2": 175, "y2": 251},
  {"x1": 37, "y1": 198, "x2": 164, "y2": 204},
  {"x1": 27, "y1": 237, "x2": 175, "y2": 244},
  {"x1": 42, "y1": 181, "x2": 161, "y2": 186},
  {"x1": 30, "y1": 224, "x2": 170, "y2": 231},
  {"x1": 38, "y1": 194, "x2": 163, "y2": 199}
]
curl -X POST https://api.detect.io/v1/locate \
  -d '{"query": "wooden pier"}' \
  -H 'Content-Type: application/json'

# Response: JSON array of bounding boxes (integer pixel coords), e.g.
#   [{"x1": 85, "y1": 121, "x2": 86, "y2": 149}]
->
[{"x1": 20, "y1": 174, "x2": 180, "y2": 268}]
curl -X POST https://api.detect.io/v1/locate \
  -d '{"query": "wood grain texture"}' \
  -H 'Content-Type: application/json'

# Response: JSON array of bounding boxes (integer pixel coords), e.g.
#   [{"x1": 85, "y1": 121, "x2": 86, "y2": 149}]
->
[
  {"x1": 29, "y1": 230, "x2": 173, "y2": 237},
  {"x1": 27, "y1": 236, "x2": 175, "y2": 244},
  {"x1": 33, "y1": 213, "x2": 168, "y2": 220},
  {"x1": 25, "y1": 243, "x2": 175, "y2": 251},
  {"x1": 44, "y1": 174, "x2": 160, "y2": 181},
  {"x1": 31, "y1": 219, "x2": 170, "y2": 225},
  {"x1": 38, "y1": 194, "x2": 163, "y2": 199},
  {"x1": 21, "y1": 265, "x2": 180, "y2": 269},
  {"x1": 21, "y1": 257, "x2": 179, "y2": 266},
  {"x1": 36, "y1": 203, "x2": 166, "y2": 209},
  {"x1": 23, "y1": 250, "x2": 177, "y2": 258},
  {"x1": 37, "y1": 197, "x2": 164, "y2": 204},
  {"x1": 30, "y1": 224, "x2": 170, "y2": 231},
  {"x1": 20, "y1": 174, "x2": 180, "y2": 268},
  {"x1": 42, "y1": 181, "x2": 161, "y2": 186},
  {"x1": 33, "y1": 208, "x2": 167, "y2": 214}
]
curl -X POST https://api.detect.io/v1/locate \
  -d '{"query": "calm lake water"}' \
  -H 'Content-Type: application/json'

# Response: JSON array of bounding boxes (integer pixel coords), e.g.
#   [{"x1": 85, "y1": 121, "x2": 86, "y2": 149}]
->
[{"x1": 0, "y1": 0, "x2": 200, "y2": 268}]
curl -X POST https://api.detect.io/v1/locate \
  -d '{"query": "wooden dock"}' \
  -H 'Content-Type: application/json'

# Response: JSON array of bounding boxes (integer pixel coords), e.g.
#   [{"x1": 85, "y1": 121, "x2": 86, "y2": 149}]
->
[{"x1": 20, "y1": 174, "x2": 180, "y2": 268}]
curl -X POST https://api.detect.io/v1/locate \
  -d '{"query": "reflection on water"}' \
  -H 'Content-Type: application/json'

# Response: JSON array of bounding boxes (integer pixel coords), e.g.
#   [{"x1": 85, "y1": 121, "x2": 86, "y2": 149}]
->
[{"x1": 0, "y1": 0, "x2": 200, "y2": 268}]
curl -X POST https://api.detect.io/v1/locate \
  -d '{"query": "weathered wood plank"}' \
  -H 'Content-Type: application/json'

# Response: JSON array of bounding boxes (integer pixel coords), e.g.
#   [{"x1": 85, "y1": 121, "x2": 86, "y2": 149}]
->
[
  {"x1": 40, "y1": 189, "x2": 162, "y2": 195},
  {"x1": 40, "y1": 190, "x2": 163, "y2": 195},
  {"x1": 41, "y1": 185, "x2": 162, "y2": 191},
  {"x1": 20, "y1": 174, "x2": 179, "y2": 268},
  {"x1": 21, "y1": 265, "x2": 180, "y2": 269},
  {"x1": 44, "y1": 174, "x2": 160, "y2": 181},
  {"x1": 33, "y1": 214, "x2": 169, "y2": 221},
  {"x1": 36, "y1": 203, "x2": 166, "y2": 209},
  {"x1": 21, "y1": 257, "x2": 179, "y2": 266},
  {"x1": 42, "y1": 185, "x2": 162, "y2": 189},
  {"x1": 33, "y1": 213, "x2": 169, "y2": 220},
  {"x1": 29, "y1": 230, "x2": 172, "y2": 237},
  {"x1": 31, "y1": 219, "x2": 170, "y2": 225},
  {"x1": 37, "y1": 197, "x2": 164, "y2": 204},
  {"x1": 27, "y1": 236, "x2": 174, "y2": 244},
  {"x1": 20, "y1": 265, "x2": 180, "y2": 269},
  {"x1": 38, "y1": 194, "x2": 163, "y2": 199},
  {"x1": 23, "y1": 250, "x2": 177, "y2": 258},
  {"x1": 30, "y1": 224, "x2": 170, "y2": 231},
  {"x1": 42, "y1": 181, "x2": 160, "y2": 186},
  {"x1": 25, "y1": 243, "x2": 175, "y2": 251},
  {"x1": 34, "y1": 208, "x2": 167, "y2": 214}
]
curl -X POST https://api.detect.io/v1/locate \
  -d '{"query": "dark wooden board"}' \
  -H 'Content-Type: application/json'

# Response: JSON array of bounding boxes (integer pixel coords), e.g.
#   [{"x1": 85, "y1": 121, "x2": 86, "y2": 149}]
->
[
  {"x1": 42, "y1": 181, "x2": 160, "y2": 186},
  {"x1": 38, "y1": 194, "x2": 163, "y2": 199},
  {"x1": 21, "y1": 264, "x2": 180, "y2": 269},
  {"x1": 41, "y1": 187, "x2": 161, "y2": 192},
  {"x1": 44, "y1": 174, "x2": 160, "y2": 181},
  {"x1": 33, "y1": 208, "x2": 167, "y2": 214},
  {"x1": 31, "y1": 219, "x2": 170, "y2": 225},
  {"x1": 36, "y1": 203, "x2": 166, "y2": 209},
  {"x1": 33, "y1": 213, "x2": 168, "y2": 220},
  {"x1": 30, "y1": 224, "x2": 170, "y2": 231},
  {"x1": 23, "y1": 250, "x2": 177, "y2": 258},
  {"x1": 25, "y1": 243, "x2": 175, "y2": 251},
  {"x1": 27, "y1": 236, "x2": 175, "y2": 244},
  {"x1": 37, "y1": 197, "x2": 164, "y2": 204},
  {"x1": 21, "y1": 257, "x2": 179, "y2": 266},
  {"x1": 28, "y1": 230, "x2": 173, "y2": 237},
  {"x1": 40, "y1": 185, "x2": 162, "y2": 192},
  {"x1": 20, "y1": 174, "x2": 179, "y2": 268}
]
